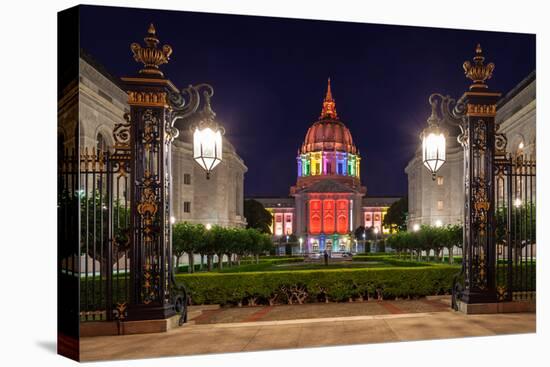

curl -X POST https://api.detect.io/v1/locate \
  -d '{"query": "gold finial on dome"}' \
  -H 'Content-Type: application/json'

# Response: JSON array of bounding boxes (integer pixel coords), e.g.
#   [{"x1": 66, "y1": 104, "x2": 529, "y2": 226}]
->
[
  {"x1": 463, "y1": 44, "x2": 495, "y2": 90},
  {"x1": 320, "y1": 77, "x2": 338, "y2": 119},
  {"x1": 130, "y1": 23, "x2": 173, "y2": 77}
]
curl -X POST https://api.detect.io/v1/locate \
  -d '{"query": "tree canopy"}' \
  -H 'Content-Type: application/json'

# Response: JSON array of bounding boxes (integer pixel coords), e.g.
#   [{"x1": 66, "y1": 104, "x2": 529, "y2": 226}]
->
[
  {"x1": 383, "y1": 197, "x2": 408, "y2": 232},
  {"x1": 244, "y1": 199, "x2": 273, "y2": 234}
]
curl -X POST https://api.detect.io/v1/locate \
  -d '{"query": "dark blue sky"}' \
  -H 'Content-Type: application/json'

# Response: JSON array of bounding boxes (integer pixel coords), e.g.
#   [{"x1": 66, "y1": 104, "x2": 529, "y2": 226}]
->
[{"x1": 79, "y1": 5, "x2": 535, "y2": 197}]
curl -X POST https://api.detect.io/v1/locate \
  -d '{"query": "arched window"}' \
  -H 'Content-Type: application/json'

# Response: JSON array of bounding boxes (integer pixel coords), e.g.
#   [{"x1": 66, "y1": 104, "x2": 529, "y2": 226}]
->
[{"x1": 96, "y1": 132, "x2": 107, "y2": 152}]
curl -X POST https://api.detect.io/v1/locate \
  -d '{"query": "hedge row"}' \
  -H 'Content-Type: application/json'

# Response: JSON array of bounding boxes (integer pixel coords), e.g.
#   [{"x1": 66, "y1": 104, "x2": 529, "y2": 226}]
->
[
  {"x1": 352, "y1": 254, "x2": 430, "y2": 267},
  {"x1": 175, "y1": 266, "x2": 459, "y2": 306}
]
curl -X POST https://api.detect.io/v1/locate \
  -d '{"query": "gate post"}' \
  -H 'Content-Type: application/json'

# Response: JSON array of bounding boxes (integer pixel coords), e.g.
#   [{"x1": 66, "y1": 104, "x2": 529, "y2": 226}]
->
[
  {"x1": 122, "y1": 24, "x2": 179, "y2": 320},
  {"x1": 459, "y1": 45, "x2": 502, "y2": 304}
]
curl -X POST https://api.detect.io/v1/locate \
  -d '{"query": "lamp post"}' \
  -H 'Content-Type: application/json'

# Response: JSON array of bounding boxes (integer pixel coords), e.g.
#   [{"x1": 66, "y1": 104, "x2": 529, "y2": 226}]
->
[
  {"x1": 170, "y1": 84, "x2": 225, "y2": 179},
  {"x1": 122, "y1": 24, "x2": 226, "y2": 321},
  {"x1": 421, "y1": 44, "x2": 502, "y2": 304},
  {"x1": 286, "y1": 235, "x2": 289, "y2": 255}
]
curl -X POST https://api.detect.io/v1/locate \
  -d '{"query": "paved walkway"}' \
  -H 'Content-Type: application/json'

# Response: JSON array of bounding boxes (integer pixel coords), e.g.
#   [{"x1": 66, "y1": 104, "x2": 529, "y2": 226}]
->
[
  {"x1": 80, "y1": 300, "x2": 536, "y2": 362},
  {"x1": 191, "y1": 298, "x2": 450, "y2": 324}
]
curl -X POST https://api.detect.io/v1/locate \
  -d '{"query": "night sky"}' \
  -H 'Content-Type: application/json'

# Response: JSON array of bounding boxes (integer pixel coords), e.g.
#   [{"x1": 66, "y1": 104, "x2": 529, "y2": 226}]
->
[{"x1": 79, "y1": 5, "x2": 535, "y2": 198}]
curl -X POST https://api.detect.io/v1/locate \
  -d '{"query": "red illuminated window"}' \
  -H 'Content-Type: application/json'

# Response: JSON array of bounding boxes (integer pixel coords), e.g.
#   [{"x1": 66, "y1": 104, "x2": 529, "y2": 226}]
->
[
  {"x1": 336, "y1": 200, "x2": 349, "y2": 234},
  {"x1": 309, "y1": 200, "x2": 321, "y2": 234},
  {"x1": 323, "y1": 199, "x2": 335, "y2": 234}
]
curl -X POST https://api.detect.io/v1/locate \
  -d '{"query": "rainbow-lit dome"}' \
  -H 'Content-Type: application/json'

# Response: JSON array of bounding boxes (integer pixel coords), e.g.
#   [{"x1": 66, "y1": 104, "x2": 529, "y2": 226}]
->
[
  {"x1": 301, "y1": 79, "x2": 357, "y2": 155},
  {"x1": 296, "y1": 79, "x2": 361, "y2": 180}
]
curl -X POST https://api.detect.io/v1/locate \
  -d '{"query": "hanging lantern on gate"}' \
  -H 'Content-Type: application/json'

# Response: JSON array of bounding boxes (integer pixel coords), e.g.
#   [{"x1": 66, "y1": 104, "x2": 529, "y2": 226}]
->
[
  {"x1": 191, "y1": 92, "x2": 224, "y2": 179},
  {"x1": 420, "y1": 102, "x2": 447, "y2": 179}
]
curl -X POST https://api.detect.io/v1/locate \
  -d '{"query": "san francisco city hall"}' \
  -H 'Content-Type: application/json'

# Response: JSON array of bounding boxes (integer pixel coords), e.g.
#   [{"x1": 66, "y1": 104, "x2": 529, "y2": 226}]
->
[{"x1": 254, "y1": 80, "x2": 400, "y2": 253}]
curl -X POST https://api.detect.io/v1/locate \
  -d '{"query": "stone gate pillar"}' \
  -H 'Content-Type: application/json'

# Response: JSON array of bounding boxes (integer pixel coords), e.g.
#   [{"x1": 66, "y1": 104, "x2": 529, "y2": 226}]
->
[{"x1": 122, "y1": 24, "x2": 179, "y2": 320}]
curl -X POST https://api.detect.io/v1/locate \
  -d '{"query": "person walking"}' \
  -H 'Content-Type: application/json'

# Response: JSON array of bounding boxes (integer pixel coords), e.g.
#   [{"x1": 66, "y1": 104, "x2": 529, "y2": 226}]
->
[{"x1": 323, "y1": 249, "x2": 329, "y2": 266}]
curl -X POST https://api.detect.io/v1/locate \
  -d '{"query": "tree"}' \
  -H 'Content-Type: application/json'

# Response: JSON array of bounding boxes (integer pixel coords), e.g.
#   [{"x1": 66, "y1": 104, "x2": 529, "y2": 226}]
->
[
  {"x1": 244, "y1": 199, "x2": 273, "y2": 234},
  {"x1": 209, "y1": 225, "x2": 227, "y2": 270},
  {"x1": 496, "y1": 202, "x2": 536, "y2": 261},
  {"x1": 246, "y1": 228, "x2": 264, "y2": 263},
  {"x1": 444, "y1": 224, "x2": 462, "y2": 264},
  {"x1": 172, "y1": 222, "x2": 205, "y2": 273},
  {"x1": 418, "y1": 225, "x2": 438, "y2": 261},
  {"x1": 202, "y1": 227, "x2": 217, "y2": 271},
  {"x1": 80, "y1": 190, "x2": 130, "y2": 276},
  {"x1": 354, "y1": 225, "x2": 366, "y2": 240},
  {"x1": 383, "y1": 197, "x2": 408, "y2": 232}
]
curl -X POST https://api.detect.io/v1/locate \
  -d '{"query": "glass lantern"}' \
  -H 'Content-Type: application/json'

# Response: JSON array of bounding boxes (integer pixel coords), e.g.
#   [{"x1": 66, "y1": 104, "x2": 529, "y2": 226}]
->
[
  {"x1": 420, "y1": 105, "x2": 447, "y2": 179},
  {"x1": 192, "y1": 93, "x2": 224, "y2": 179},
  {"x1": 421, "y1": 125, "x2": 446, "y2": 177}
]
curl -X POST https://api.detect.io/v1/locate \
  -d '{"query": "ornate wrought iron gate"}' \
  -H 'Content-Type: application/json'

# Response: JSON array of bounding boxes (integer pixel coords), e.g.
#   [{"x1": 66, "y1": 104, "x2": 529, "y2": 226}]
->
[
  {"x1": 58, "y1": 121, "x2": 132, "y2": 322},
  {"x1": 494, "y1": 153, "x2": 536, "y2": 302}
]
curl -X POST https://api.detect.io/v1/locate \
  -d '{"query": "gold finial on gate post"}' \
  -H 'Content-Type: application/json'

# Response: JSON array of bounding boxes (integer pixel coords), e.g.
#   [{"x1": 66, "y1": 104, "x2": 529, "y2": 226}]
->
[
  {"x1": 130, "y1": 23, "x2": 173, "y2": 77},
  {"x1": 463, "y1": 44, "x2": 495, "y2": 90}
]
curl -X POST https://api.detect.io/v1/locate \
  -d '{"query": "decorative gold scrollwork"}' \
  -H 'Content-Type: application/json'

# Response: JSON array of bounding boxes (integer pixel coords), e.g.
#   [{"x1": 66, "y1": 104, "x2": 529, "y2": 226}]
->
[
  {"x1": 496, "y1": 286, "x2": 506, "y2": 301},
  {"x1": 115, "y1": 302, "x2": 127, "y2": 320},
  {"x1": 495, "y1": 133, "x2": 508, "y2": 155}
]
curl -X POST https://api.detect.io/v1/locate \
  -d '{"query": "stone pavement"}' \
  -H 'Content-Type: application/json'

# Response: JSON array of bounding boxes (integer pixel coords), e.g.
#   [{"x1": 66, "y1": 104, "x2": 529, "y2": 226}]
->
[{"x1": 80, "y1": 300, "x2": 536, "y2": 362}]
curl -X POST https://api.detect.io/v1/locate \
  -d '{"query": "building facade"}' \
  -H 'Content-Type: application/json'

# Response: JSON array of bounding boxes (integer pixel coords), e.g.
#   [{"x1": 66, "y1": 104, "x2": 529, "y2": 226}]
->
[
  {"x1": 253, "y1": 80, "x2": 400, "y2": 253},
  {"x1": 405, "y1": 71, "x2": 536, "y2": 229},
  {"x1": 59, "y1": 52, "x2": 247, "y2": 229}
]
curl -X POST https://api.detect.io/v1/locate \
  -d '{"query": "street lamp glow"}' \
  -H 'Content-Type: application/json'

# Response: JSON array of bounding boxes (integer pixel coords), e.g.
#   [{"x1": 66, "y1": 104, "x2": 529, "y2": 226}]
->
[
  {"x1": 374, "y1": 227, "x2": 379, "y2": 234},
  {"x1": 422, "y1": 129, "x2": 446, "y2": 176},
  {"x1": 518, "y1": 141, "x2": 524, "y2": 150},
  {"x1": 192, "y1": 91, "x2": 224, "y2": 179},
  {"x1": 435, "y1": 220, "x2": 443, "y2": 228},
  {"x1": 193, "y1": 127, "x2": 223, "y2": 178},
  {"x1": 420, "y1": 102, "x2": 447, "y2": 179},
  {"x1": 514, "y1": 198, "x2": 522, "y2": 208},
  {"x1": 412, "y1": 223, "x2": 420, "y2": 232},
  {"x1": 170, "y1": 216, "x2": 176, "y2": 224},
  {"x1": 205, "y1": 223, "x2": 212, "y2": 230}
]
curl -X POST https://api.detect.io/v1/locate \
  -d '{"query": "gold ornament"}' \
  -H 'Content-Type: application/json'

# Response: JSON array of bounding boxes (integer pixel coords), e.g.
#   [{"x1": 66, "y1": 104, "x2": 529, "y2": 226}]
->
[
  {"x1": 130, "y1": 23, "x2": 173, "y2": 77},
  {"x1": 463, "y1": 44, "x2": 495, "y2": 90}
]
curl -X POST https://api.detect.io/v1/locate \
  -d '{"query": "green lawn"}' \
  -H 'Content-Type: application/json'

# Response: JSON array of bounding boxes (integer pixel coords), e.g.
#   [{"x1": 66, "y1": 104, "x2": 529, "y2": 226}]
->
[{"x1": 178, "y1": 254, "x2": 453, "y2": 274}]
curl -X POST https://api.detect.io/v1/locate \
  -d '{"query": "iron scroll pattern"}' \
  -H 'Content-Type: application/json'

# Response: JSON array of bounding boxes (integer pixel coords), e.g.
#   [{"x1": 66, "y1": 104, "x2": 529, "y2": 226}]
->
[
  {"x1": 134, "y1": 108, "x2": 162, "y2": 305},
  {"x1": 168, "y1": 83, "x2": 214, "y2": 125},
  {"x1": 469, "y1": 119, "x2": 490, "y2": 291},
  {"x1": 428, "y1": 94, "x2": 498, "y2": 303}
]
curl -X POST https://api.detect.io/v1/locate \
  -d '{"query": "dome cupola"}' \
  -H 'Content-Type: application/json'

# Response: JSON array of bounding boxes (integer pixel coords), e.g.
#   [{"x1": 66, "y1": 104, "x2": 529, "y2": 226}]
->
[
  {"x1": 300, "y1": 78, "x2": 358, "y2": 155},
  {"x1": 296, "y1": 79, "x2": 361, "y2": 181}
]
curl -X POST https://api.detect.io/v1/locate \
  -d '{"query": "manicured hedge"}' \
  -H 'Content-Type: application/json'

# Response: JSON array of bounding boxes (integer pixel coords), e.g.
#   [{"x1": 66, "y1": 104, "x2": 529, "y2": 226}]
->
[
  {"x1": 352, "y1": 254, "x2": 428, "y2": 267},
  {"x1": 176, "y1": 265, "x2": 459, "y2": 306}
]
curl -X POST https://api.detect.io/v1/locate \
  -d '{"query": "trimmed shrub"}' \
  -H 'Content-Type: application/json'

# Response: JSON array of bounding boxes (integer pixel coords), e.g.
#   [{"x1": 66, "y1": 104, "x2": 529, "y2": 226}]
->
[{"x1": 176, "y1": 265, "x2": 459, "y2": 306}]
